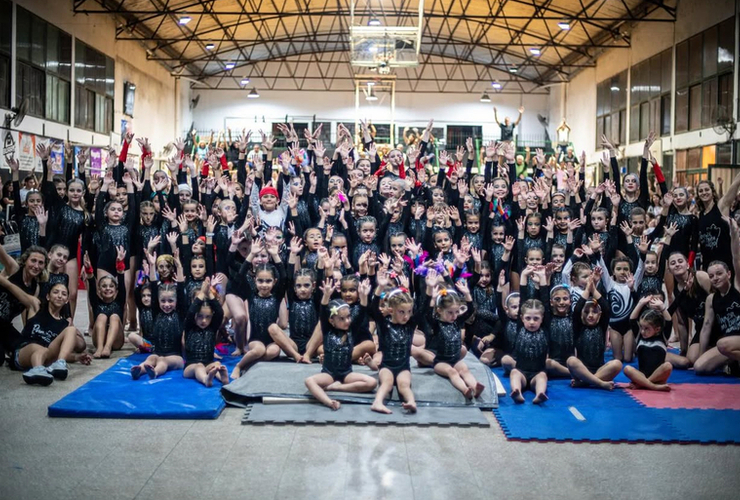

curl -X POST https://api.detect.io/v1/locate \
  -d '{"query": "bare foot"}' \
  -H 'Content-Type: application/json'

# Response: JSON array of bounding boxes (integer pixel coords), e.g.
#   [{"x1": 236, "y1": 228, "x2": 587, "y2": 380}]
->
[
  {"x1": 231, "y1": 366, "x2": 241, "y2": 380},
  {"x1": 131, "y1": 365, "x2": 144, "y2": 380},
  {"x1": 92, "y1": 349, "x2": 103, "y2": 359},
  {"x1": 144, "y1": 364, "x2": 157, "y2": 380},
  {"x1": 474, "y1": 382, "x2": 485, "y2": 398},
  {"x1": 627, "y1": 383, "x2": 637, "y2": 390},
  {"x1": 299, "y1": 355, "x2": 312, "y2": 364},
  {"x1": 232, "y1": 349, "x2": 243, "y2": 357},
  {"x1": 532, "y1": 392, "x2": 549, "y2": 404},
  {"x1": 326, "y1": 381, "x2": 340, "y2": 391},
  {"x1": 655, "y1": 384, "x2": 671, "y2": 392},
  {"x1": 204, "y1": 365, "x2": 217, "y2": 388},
  {"x1": 362, "y1": 353, "x2": 378, "y2": 371},
  {"x1": 371, "y1": 402, "x2": 393, "y2": 414},
  {"x1": 100, "y1": 347, "x2": 111, "y2": 359},
  {"x1": 76, "y1": 353, "x2": 92, "y2": 365},
  {"x1": 511, "y1": 388, "x2": 525, "y2": 404},
  {"x1": 570, "y1": 379, "x2": 588, "y2": 388},
  {"x1": 463, "y1": 386, "x2": 474, "y2": 400},
  {"x1": 216, "y1": 366, "x2": 230, "y2": 385},
  {"x1": 318, "y1": 354, "x2": 325, "y2": 364},
  {"x1": 599, "y1": 381, "x2": 616, "y2": 391},
  {"x1": 402, "y1": 401, "x2": 417, "y2": 413},
  {"x1": 329, "y1": 400, "x2": 341, "y2": 411}
]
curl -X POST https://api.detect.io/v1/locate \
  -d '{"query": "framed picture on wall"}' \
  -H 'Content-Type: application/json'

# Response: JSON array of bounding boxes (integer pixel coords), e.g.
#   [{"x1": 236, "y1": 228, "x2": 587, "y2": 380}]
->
[{"x1": 123, "y1": 81, "x2": 136, "y2": 117}]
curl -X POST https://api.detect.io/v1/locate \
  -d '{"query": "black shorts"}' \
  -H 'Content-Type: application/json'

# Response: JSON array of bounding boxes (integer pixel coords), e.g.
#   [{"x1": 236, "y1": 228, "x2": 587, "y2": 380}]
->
[
  {"x1": 293, "y1": 338, "x2": 308, "y2": 355},
  {"x1": 185, "y1": 357, "x2": 215, "y2": 367},
  {"x1": 433, "y1": 354, "x2": 462, "y2": 367},
  {"x1": 380, "y1": 361, "x2": 411, "y2": 378},
  {"x1": 610, "y1": 319, "x2": 632, "y2": 336},
  {"x1": 321, "y1": 367, "x2": 352, "y2": 382},
  {"x1": 353, "y1": 331, "x2": 373, "y2": 344},
  {"x1": 518, "y1": 369, "x2": 545, "y2": 386},
  {"x1": 585, "y1": 364, "x2": 601, "y2": 375}
]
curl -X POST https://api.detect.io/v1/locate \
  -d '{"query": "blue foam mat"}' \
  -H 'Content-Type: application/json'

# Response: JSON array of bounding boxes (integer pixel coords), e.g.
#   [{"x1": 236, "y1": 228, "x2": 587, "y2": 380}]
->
[
  {"x1": 491, "y1": 367, "x2": 740, "y2": 443},
  {"x1": 48, "y1": 354, "x2": 237, "y2": 419}
]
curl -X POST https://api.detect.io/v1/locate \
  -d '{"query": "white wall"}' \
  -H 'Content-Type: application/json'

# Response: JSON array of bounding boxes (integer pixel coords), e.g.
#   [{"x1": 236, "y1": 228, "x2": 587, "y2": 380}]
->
[
  {"x1": 565, "y1": 0, "x2": 738, "y2": 167},
  {"x1": 5, "y1": 0, "x2": 178, "y2": 154},
  {"x1": 190, "y1": 88, "x2": 550, "y2": 143}
]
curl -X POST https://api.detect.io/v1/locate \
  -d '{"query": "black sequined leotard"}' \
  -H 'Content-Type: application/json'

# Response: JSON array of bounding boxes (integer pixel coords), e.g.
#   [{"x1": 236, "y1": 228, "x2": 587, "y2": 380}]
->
[
  {"x1": 87, "y1": 273, "x2": 126, "y2": 319},
  {"x1": 371, "y1": 295, "x2": 418, "y2": 376},
  {"x1": 319, "y1": 305, "x2": 359, "y2": 381},
  {"x1": 183, "y1": 297, "x2": 224, "y2": 366}
]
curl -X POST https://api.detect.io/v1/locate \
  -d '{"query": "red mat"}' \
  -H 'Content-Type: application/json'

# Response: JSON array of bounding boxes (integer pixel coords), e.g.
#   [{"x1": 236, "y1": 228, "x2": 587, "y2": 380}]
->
[{"x1": 625, "y1": 383, "x2": 740, "y2": 410}]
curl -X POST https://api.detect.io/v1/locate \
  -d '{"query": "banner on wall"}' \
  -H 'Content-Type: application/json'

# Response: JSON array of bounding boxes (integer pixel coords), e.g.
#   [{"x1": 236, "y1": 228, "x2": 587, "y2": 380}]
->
[
  {"x1": 49, "y1": 141, "x2": 65, "y2": 174},
  {"x1": 17, "y1": 132, "x2": 37, "y2": 172},
  {"x1": 84, "y1": 147, "x2": 108, "y2": 176}
]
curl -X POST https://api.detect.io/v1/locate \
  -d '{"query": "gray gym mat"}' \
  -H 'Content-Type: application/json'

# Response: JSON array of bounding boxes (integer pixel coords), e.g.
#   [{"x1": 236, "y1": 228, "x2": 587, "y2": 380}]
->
[
  {"x1": 241, "y1": 402, "x2": 491, "y2": 427},
  {"x1": 221, "y1": 353, "x2": 498, "y2": 409}
]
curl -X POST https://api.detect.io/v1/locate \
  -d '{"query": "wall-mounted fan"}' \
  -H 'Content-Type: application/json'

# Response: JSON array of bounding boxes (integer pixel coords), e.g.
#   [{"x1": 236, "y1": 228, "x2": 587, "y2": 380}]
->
[
  {"x1": 3, "y1": 98, "x2": 28, "y2": 129},
  {"x1": 713, "y1": 104, "x2": 737, "y2": 143},
  {"x1": 190, "y1": 94, "x2": 201, "y2": 111}
]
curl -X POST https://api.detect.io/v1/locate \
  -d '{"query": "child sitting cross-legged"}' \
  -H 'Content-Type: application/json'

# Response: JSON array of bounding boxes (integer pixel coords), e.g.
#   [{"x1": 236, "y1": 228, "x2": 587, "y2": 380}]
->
[
  {"x1": 304, "y1": 278, "x2": 377, "y2": 410},
  {"x1": 623, "y1": 297, "x2": 674, "y2": 391}
]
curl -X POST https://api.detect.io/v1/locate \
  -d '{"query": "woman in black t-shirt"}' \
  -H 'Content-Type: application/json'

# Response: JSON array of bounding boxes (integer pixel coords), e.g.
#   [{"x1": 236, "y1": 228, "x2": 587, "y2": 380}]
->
[
  {"x1": 694, "y1": 219, "x2": 740, "y2": 375},
  {"x1": 13, "y1": 283, "x2": 91, "y2": 385},
  {"x1": 0, "y1": 245, "x2": 46, "y2": 362}
]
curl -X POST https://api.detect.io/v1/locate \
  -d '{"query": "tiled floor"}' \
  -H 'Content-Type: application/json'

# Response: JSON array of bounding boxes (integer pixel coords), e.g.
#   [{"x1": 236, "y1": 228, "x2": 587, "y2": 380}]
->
[{"x1": 2, "y1": 292, "x2": 740, "y2": 500}]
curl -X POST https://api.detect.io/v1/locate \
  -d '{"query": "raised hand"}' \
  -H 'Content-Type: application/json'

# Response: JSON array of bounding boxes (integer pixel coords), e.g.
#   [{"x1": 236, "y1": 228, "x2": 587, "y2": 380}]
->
[
  {"x1": 166, "y1": 231, "x2": 179, "y2": 247},
  {"x1": 619, "y1": 221, "x2": 633, "y2": 237},
  {"x1": 358, "y1": 278, "x2": 372, "y2": 300},
  {"x1": 34, "y1": 206, "x2": 48, "y2": 226},
  {"x1": 161, "y1": 205, "x2": 177, "y2": 222},
  {"x1": 136, "y1": 137, "x2": 151, "y2": 153},
  {"x1": 35, "y1": 142, "x2": 50, "y2": 161},
  {"x1": 664, "y1": 221, "x2": 679, "y2": 237},
  {"x1": 502, "y1": 235, "x2": 515, "y2": 252}
]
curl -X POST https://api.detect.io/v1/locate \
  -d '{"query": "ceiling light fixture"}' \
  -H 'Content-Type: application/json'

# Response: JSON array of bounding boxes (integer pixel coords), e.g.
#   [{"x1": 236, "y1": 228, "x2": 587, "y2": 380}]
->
[
  {"x1": 558, "y1": 20, "x2": 571, "y2": 30},
  {"x1": 248, "y1": 88, "x2": 260, "y2": 99},
  {"x1": 530, "y1": 47, "x2": 541, "y2": 56},
  {"x1": 368, "y1": 18, "x2": 381, "y2": 26},
  {"x1": 178, "y1": 16, "x2": 192, "y2": 25},
  {"x1": 225, "y1": 62, "x2": 235, "y2": 70},
  {"x1": 491, "y1": 81, "x2": 502, "y2": 89},
  {"x1": 205, "y1": 43, "x2": 215, "y2": 50},
  {"x1": 480, "y1": 93, "x2": 491, "y2": 103},
  {"x1": 241, "y1": 78, "x2": 250, "y2": 86},
  {"x1": 509, "y1": 66, "x2": 518, "y2": 73}
]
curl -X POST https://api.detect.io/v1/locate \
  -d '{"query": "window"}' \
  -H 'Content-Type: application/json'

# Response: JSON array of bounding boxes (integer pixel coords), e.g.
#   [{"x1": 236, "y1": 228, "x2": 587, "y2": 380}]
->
[
  {"x1": 74, "y1": 40, "x2": 114, "y2": 134},
  {"x1": 630, "y1": 48, "x2": 672, "y2": 141},
  {"x1": 675, "y1": 147, "x2": 706, "y2": 186},
  {"x1": 446, "y1": 125, "x2": 482, "y2": 151},
  {"x1": 0, "y1": 0, "x2": 10, "y2": 109},
  {"x1": 15, "y1": 7, "x2": 71, "y2": 123},
  {"x1": 675, "y1": 17, "x2": 735, "y2": 132},
  {"x1": 595, "y1": 70, "x2": 626, "y2": 147}
]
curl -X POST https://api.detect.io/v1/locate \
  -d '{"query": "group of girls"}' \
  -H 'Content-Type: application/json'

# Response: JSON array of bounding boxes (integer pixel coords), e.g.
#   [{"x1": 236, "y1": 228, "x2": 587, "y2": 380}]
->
[{"x1": 1, "y1": 118, "x2": 740, "y2": 410}]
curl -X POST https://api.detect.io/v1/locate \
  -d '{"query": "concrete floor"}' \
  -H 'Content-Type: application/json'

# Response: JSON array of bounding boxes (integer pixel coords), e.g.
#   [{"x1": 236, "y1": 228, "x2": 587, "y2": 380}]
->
[{"x1": 2, "y1": 292, "x2": 740, "y2": 500}]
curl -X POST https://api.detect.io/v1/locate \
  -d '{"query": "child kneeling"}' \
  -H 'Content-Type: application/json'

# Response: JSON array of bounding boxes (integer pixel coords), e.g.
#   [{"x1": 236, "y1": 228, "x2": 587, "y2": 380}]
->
[{"x1": 304, "y1": 279, "x2": 377, "y2": 410}]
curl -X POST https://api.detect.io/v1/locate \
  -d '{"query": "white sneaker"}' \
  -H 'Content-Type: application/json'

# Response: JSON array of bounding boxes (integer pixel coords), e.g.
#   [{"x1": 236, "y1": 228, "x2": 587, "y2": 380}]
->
[
  {"x1": 48, "y1": 359, "x2": 69, "y2": 380},
  {"x1": 23, "y1": 366, "x2": 54, "y2": 386}
]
